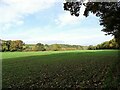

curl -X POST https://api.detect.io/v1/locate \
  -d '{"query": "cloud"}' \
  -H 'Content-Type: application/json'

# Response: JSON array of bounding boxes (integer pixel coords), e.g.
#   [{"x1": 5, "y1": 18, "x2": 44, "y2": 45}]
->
[
  {"x1": 1, "y1": 26, "x2": 113, "y2": 45},
  {"x1": 55, "y1": 5, "x2": 86, "y2": 27},
  {"x1": 0, "y1": 0, "x2": 56, "y2": 29}
]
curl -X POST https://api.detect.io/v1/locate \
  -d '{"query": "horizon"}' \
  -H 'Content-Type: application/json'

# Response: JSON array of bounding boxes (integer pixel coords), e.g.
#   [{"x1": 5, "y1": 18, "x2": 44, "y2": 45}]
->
[
  {"x1": 0, "y1": 0, "x2": 113, "y2": 46},
  {"x1": 1, "y1": 39, "x2": 112, "y2": 46}
]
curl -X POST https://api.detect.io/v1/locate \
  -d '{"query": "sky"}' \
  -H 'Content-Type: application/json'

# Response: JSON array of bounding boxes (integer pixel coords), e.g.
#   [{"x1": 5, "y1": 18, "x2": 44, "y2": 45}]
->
[{"x1": 0, "y1": 0, "x2": 113, "y2": 46}]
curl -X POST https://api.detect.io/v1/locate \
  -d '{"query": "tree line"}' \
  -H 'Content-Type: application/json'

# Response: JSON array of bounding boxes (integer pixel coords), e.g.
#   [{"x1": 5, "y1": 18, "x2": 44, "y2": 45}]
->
[
  {"x1": 88, "y1": 38, "x2": 119, "y2": 50},
  {"x1": 0, "y1": 40, "x2": 24, "y2": 52},
  {"x1": 24, "y1": 44, "x2": 86, "y2": 51},
  {"x1": 0, "y1": 38, "x2": 119, "y2": 52},
  {"x1": 0, "y1": 39, "x2": 86, "y2": 52}
]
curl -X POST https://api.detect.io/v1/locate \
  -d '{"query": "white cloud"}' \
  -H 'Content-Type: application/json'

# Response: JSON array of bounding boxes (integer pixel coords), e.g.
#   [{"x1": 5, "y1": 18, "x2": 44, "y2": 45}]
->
[
  {"x1": 1, "y1": 26, "x2": 113, "y2": 45},
  {"x1": 55, "y1": 5, "x2": 86, "y2": 27},
  {"x1": 21, "y1": 32, "x2": 113, "y2": 45},
  {"x1": 1, "y1": 23, "x2": 12, "y2": 31},
  {"x1": 0, "y1": 0, "x2": 56, "y2": 29},
  {"x1": 16, "y1": 20, "x2": 24, "y2": 25}
]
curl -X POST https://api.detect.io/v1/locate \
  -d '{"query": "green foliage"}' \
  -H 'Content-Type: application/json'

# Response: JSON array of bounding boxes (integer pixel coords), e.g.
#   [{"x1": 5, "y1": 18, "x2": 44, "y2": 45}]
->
[
  {"x1": 50, "y1": 44, "x2": 61, "y2": 51},
  {"x1": 88, "y1": 45, "x2": 96, "y2": 50},
  {"x1": 63, "y1": 1, "x2": 120, "y2": 48},
  {"x1": 24, "y1": 44, "x2": 85, "y2": 51},
  {"x1": 96, "y1": 38, "x2": 119, "y2": 49},
  {"x1": 88, "y1": 38, "x2": 119, "y2": 50},
  {"x1": 2, "y1": 50, "x2": 120, "y2": 88},
  {"x1": 1, "y1": 40, "x2": 24, "y2": 52},
  {"x1": 59, "y1": 44, "x2": 84, "y2": 50},
  {"x1": 0, "y1": 40, "x2": 1, "y2": 52},
  {"x1": 1, "y1": 39, "x2": 119, "y2": 52},
  {"x1": 32, "y1": 43, "x2": 46, "y2": 51},
  {"x1": 10, "y1": 40, "x2": 24, "y2": 51},
  {"x1": 24, "y1": 44, "x2": 35, "y2": 51},
  {"x1": 44, "y1": 44, "x2": 50, "y2": 51},
  {"x1": 1, "y1": 40, "x2": 10, "y2": 51}
]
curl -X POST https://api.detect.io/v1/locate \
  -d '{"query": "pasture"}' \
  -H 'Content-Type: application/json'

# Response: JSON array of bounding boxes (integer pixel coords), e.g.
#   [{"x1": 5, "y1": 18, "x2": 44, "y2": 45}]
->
[{"x1": 2, "y1": 50, "x2": 120, "y2": 88}]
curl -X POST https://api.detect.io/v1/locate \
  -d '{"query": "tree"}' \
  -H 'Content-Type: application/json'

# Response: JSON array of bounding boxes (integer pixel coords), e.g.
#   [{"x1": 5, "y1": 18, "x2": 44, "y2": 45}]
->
[
  {"x1": 44, "y1": 44, "x2": 50, "y2": 51},
  {"x1": 33, "y1": 43, "x2": 45, "y2": 51},
  {"x1": 0, "y1": 39, "x2": 2, "y2": 52},
  {"x1": 1, "y1": 40, "x2": 8, "y2": 52},
  {"x1": 10, "y1": 40, "x2": 24, "y2": 51},
  {"x1": 95, "y1": 38, "x2": 119, "y2": 49},
  {"x1": 102, "y1": 41, "x2": 109, "y2": 49},
  {"x1": 1, "y1": 40, "x2": 24, "y2": 52},
  {"x1": 1, "y1": 40, "x2": 11, "y2": 51},
  {"x1": 6, "y1": 40, "x2": 11, "y2": 51},
  {"x1": 50, "y1": 44, "x2": 61, "y2": 51},
  {"x1": 63, "y1": 0, "x2": 120, "y2": 48},
  {"x1": 88, "y1": 45, "x2": 96, "y2": 50}
]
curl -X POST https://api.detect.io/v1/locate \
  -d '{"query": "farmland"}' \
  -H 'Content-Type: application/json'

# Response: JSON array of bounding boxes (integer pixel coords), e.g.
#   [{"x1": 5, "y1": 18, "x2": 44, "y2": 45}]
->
[{"x1": 2, "y1": 50, "x2": 120, "y2": 88}]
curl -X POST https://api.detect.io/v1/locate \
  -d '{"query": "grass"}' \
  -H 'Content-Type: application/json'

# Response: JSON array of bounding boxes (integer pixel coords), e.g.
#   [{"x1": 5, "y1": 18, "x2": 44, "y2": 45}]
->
[{"x1": 2, "y1": 50, "x2": 120, "y2": 88}]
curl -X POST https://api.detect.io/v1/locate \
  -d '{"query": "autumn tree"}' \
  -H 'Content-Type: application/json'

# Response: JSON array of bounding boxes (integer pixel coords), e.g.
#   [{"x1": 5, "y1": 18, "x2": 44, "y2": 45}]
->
[
  {"x1": 10, "y1": 40, "x2": 24, "y2": 51},
  {"x1": 1, "y1": 40, "x2": 24, "y2": 52},
  {"x1": 1, "y1": 40, "x2": 11, "y2": 51}
]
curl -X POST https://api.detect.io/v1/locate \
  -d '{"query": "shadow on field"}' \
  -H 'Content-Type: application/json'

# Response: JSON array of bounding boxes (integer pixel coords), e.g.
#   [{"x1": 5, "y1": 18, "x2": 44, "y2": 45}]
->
[
  {"x1": 3, "y1": 51, "x2": 95, "y2": 61},
  {"x1": 3, "y1": 50, "x2": 120, "y2": 61},
  {"x1": 2, "y1": 50, "x2": 120, "y2": 89}
]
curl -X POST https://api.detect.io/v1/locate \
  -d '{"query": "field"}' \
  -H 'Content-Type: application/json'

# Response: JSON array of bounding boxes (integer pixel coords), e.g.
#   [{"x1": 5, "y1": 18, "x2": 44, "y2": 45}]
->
[{"x1": 2, "y1": 50, "x2": 120, "y2": 88}]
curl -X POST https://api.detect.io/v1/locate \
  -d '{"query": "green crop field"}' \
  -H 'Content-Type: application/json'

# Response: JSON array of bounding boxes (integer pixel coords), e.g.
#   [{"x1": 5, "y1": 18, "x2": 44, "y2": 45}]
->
[{"x1": 2, "y1": 50, "x2": 120, "y2": 88}]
